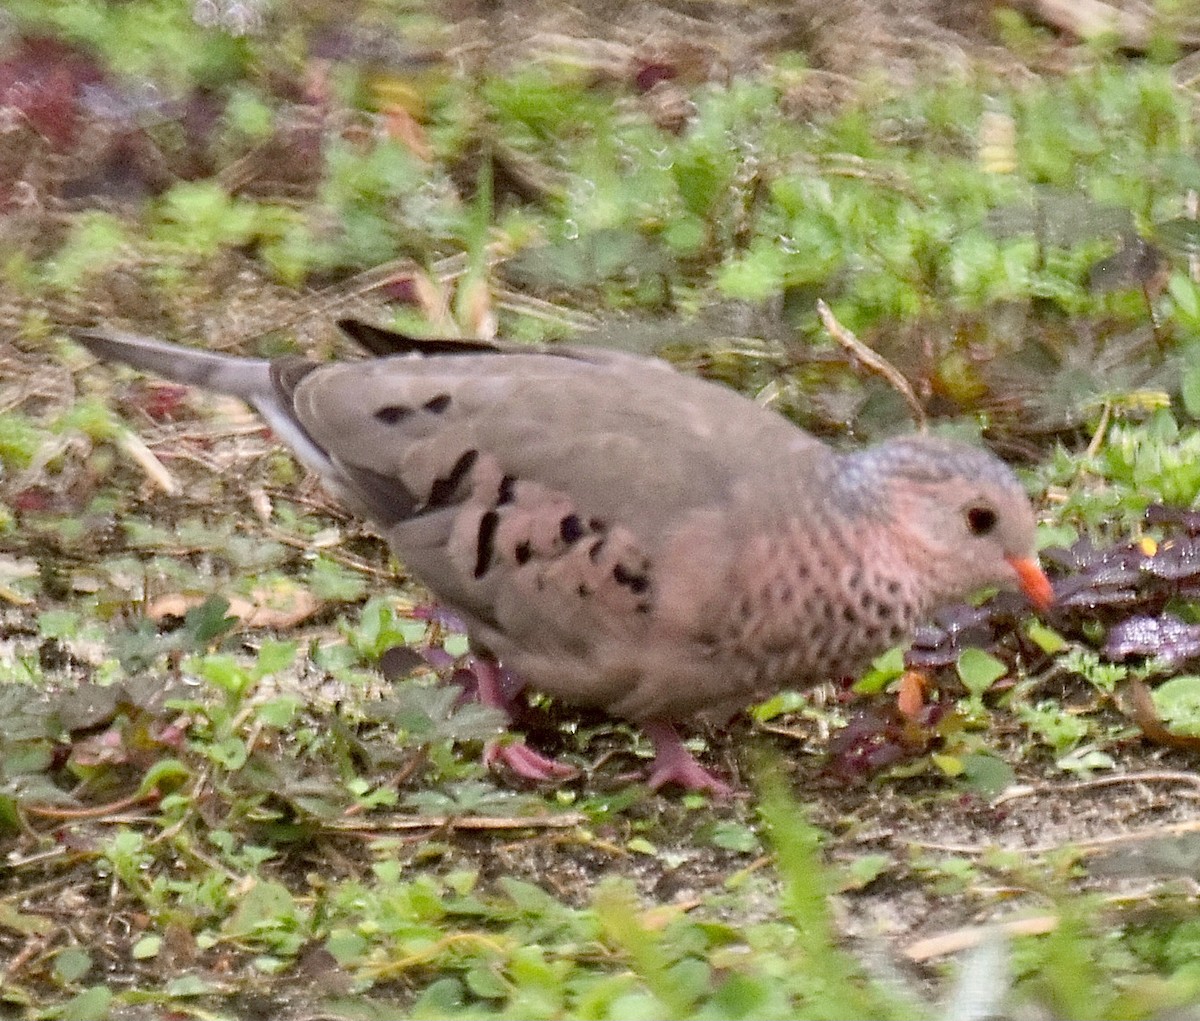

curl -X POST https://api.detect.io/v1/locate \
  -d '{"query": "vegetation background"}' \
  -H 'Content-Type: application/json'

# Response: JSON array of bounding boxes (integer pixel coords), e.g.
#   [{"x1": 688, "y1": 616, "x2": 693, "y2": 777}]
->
[{"x1": 7, "y1": 0, "x2": 1200, "y2": 1016}]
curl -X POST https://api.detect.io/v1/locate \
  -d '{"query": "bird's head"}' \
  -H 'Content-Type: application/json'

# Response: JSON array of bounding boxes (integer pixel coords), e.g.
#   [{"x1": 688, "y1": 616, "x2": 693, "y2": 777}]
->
[{"x1": 840, "y1": 435, "x2": 1053, "y2": 611}]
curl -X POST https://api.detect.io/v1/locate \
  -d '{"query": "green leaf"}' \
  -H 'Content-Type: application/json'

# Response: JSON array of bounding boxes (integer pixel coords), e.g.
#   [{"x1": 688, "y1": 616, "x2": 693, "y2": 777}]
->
[
  {"x1": 1026, "y1": 621, "x2": 1067, "y2": 654},
  {"x1": 325, "y1": 929, "x2": 368, "y2": 965},
  {"x1": 839, "y1": 854, "x2": 891, "y2": 891},
  {"x1": 36, "y1": 610, "x2": 80, "y2": 640},
  {"x1": 854, "y1": 646, "x2": 906, "y2": 694},
  {"x1": 208, "y1": 736, "x2": 249, "y2": 770},
  {"x1": 253, "y1": 639, "x2": 298, "y2": 680},
  {"x1": 256, "y1": 695, "x2": 302, "y2": 729},
  {"x1": 465, "y1": 966, "x2": 509, "y2": 999},
  {"x1": 138, "y1": 759, "x2": 192, "y2": 796},
  {"x1": 192, "y1": 654, "x2": 254, "y2": 698},
  {"x1": 132, "y1": 935, "x2": 161, "y2": 960},
  {"x1": 223, "y1": 880, "x2": 298, "y2": 937},
  {"x1": 164, "y1": 974, "x2": 217, "y2": 997},
  {"x1": 1169, "y1": 272, "x2": 1200, "y2": 321},
  {"x1": 1182, "y1": 361, "x2": 1200, "y2": 420},
  {"x1": 1152, "y1": 675, "x2": 1200, "y2": 736},
  {"x1": 960, "y1": 752, "x2": 1015, "y2": 795},
  {"x1": 53, "y1": 946, "x2": 92, "y2": 985},
  {"x1": 307, "y1": 555, "x2": 368, "y2": 602},
  {"x1": 708, "y1": 821, "x2": 760, "y2": 854},
  {"x1": 58, "y1": 986, "x2": 112, "y2": 1021},
  {"x1": 956, "y1": 648, "x2": 1008, "y2": 695},
  {"x1": 183, "y1": 596, "x2": 238, "y2": 646}
]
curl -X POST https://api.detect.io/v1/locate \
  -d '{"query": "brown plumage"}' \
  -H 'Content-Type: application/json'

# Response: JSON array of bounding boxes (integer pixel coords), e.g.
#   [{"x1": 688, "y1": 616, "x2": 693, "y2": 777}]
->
[{"x1": 70, "y1": 319, "x2": 1053, "y2": 795}]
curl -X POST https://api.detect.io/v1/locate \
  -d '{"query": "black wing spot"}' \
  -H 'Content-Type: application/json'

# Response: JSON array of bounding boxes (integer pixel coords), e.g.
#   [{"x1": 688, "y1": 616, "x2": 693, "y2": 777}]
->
[
  {"x1": 577, "y1": 583, "x2": 592, "y2": 597},
  {"x1": 425, "y1": 449, "x2": 479, "y2": 509},
  {"x1": 613, "y1": 563, "x2": 650, "y2": 594},
  {"x1": 515, "y1": 541, "x2": 532, "y2": 565},
  {"x1": 588, "y1": 518, "x2": 608, "y2": 532},
  {"x1": 374, "y1": 405, "x2": 412, "y2": 425},
  {"x1": 588, "y1": 537, "x2": 607, "y2": 562},
  {"x1": 423, "y1": 393, "x2": 452, "y2": 414},
  {"x1": 497, "y1": 475, "x2": 516, "y2": 506},
  {"x1": 635, "y1": 601, "x2": 652, "y2": 614},
  {"x1": 560, "y1": 514, "x2": 585, "y2": 544},
  {"x1": 474, "y1": 511, "x2": 499, "y2": 578}
]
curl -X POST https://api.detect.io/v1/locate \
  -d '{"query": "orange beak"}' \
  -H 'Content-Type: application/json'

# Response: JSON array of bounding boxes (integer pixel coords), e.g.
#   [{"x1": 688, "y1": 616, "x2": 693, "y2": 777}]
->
[{"x1": 1006, "y1": 555, "x2": 1054, "y2": 611}]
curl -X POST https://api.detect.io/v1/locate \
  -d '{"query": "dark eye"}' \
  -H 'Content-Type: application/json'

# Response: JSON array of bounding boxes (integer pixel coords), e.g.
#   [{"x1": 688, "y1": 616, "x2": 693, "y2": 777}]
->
[{"x1": 966, "y1": 506, "x2": 997, "y2": 536}]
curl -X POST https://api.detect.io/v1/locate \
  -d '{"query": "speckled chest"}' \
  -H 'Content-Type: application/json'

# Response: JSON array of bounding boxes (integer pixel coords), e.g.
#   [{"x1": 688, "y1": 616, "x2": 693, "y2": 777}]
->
[{"x1": 721, "y1": 522, "x2": 928, "y2": 690}]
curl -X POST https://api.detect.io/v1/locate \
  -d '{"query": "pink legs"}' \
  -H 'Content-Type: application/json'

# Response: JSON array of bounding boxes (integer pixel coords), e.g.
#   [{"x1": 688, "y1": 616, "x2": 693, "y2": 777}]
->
[
  {"x1": 462, "y1": 658, "x2": 731, "y2": 796},
  {"x1": 471, "y1": 660, "x2": 579, "y2": 781},
  {"x1": 642, "y1": 720, "x2": 733, "y2": 798}
]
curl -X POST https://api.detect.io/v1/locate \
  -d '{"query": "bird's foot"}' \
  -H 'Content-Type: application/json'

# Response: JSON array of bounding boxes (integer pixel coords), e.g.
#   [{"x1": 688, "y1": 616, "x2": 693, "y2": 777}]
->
[
  {"x1": 469, "y1": 659, "x2": 579, "y2": 781},
  {"x1": 484, "y1": 740, "x2": 580, "y2": 781},
  {"x1": 643, "y1": 720, "x2": 733, "y2": 798}
]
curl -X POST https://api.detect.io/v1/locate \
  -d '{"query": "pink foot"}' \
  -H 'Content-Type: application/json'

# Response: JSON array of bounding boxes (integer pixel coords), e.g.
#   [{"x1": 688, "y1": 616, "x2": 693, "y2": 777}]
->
[
  {"x1": 643, "y1": 720, "x2": 733, "y2": 798},
  {"x1": 471, "y1": 659, "x2": 580, "y2": 782},
  {"x1": 484, "y1": 740, "x2": 580, "y2": 781}
]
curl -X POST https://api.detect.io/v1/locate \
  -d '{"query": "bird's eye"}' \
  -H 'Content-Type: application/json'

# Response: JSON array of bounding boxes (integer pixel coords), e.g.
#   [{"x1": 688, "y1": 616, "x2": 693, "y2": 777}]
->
[{"x1": 966, "y1": 506, "x2": 997, "y2": 536}]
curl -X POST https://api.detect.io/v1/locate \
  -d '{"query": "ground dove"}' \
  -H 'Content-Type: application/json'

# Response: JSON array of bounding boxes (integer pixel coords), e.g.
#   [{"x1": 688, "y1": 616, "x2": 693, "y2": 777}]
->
[{"x1": 70, "y1": 320, "x2": 1053, "y2": 796}]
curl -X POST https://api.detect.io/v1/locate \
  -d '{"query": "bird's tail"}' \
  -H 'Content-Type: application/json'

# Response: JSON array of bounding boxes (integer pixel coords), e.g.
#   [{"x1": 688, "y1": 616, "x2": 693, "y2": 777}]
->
[
  {"x1": 68, "y1": 327, "x2": 348, "y2": 490},
  {"x1": 69, "y1": 328, "x2": 275, "y2": 401}
]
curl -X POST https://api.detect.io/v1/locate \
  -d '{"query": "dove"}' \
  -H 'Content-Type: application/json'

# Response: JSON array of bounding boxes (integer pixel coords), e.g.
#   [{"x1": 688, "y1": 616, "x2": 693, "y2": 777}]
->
[{"x1": 70, "y1": 319, "x2": 1053, "y2": 796}]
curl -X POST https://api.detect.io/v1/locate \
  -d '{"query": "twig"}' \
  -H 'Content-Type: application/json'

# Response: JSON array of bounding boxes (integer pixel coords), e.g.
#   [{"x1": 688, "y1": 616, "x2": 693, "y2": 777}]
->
[
  {"x1": 117, "y1": 428, "x2": 180, "y2": 495},
  {"x1": 325, "y1": 812, "x2": 586, "y2": 833},
  {"x1": 906, "y1": 817, "x2": 1200, "y2": 858},
  {"x1": 815, "y1": 300, "x2": 927, "y2": 429},
  {"x1": 992, "y1": 769, "x2": 1200, "y2": 805},
  {"x1": 25, "y1": 790, "x2": 159, "y2": 820},
  {"x1": 1084, "y1": 400, "x2": 1111, "y2": 459},
  {"x1": 904, "y1": 915, "x2": 1059, "y2": 962}
]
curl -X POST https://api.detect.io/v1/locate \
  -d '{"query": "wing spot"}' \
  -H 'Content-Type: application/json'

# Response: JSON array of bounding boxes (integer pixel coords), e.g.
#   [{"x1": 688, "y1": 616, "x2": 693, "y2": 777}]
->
[
  {"x1": 497, "y1": 475, "x2": 516, "y2": 506},
  {"x1": 577, "y1": 583, "x2": 592, "y2": 597},
  {"x1": 425, "y1": 449, "x2": 478, "y2": 509},
  {"x1": 635, "y1": 601, "x2": 652, "y2": 614},
  {"x1": 613, "y1": 563, "x2": 650, "y2": 594},
  {"x1": 589, "y1": 518, "x2": 608, "y2": 532},
  {"x1": 474, "y1": 511, "x2": 499, "y2": 578},
  {"x1": 560, "y1": 514, "x2": 585, "y2": 544},
  {"x1": 515, "y1": 541, "x2": 532, "y2": 565},
  {"x1": 588, "y1": 537, "x2": 607, "y2": 562},
  {"x1": 374, "y1": 405, "x2": 412, "y2": 425},
  {"x1": 423, "y1": 394, "x2": 452, "y2": 414}
]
